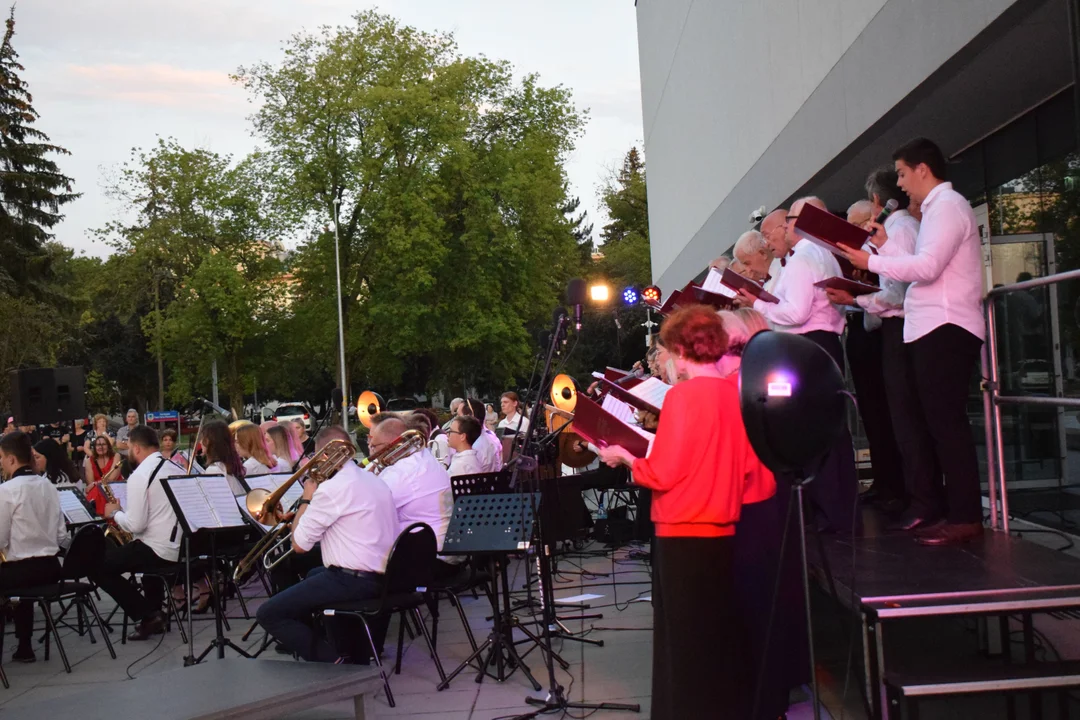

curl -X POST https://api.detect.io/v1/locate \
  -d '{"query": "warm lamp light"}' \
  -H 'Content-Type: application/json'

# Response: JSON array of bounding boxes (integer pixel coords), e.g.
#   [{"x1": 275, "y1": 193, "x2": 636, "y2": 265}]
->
[{"x1": 589, "y1": 284, "x2": 610, "y2": 302}]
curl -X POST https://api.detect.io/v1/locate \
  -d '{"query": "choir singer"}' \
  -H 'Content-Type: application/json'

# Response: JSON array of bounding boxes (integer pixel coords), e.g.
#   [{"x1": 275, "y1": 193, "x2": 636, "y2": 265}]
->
[{"x1": 597, "y1": 305, "x2": 774, "y2": 720}]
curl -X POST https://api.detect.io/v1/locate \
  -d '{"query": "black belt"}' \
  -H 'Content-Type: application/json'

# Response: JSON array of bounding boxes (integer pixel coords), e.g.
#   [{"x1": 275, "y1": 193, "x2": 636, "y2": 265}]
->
[{"x1": 328, "y1": 565, "x2": 380, "y2": 579}]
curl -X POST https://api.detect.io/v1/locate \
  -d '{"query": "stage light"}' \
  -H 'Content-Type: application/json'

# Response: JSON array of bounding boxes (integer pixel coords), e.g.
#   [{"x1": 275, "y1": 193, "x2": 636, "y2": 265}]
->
[
  {"x1": 642, "y1": 285, "x2": 662, "y2": 306},
  {"x1": 622, "y1": 286, "x2": 639, "y2": 306},
  {"x1": 738, "y1": 332, "x2": 845, "y2": 474},
  {"x1": 589, "y1": 283, "x2": 610, "y2": 303}
]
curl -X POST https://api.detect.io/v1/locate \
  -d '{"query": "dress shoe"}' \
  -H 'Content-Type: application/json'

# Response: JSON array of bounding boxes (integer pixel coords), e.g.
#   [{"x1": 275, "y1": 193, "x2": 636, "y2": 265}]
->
[
  {"x1": 889, "y1": 513, "x2": 941, "y2": 532},
  {"x1": 877, "y1": 497, "x2": 909, "y2": 518},
  {"x1": 916, "y1": 522, "x2": 983, "y2": 547},
  {"x1": 859, "y1": 487, "x2": 880, "y2": 504},
  {"x1": 127, "y1": 610, "x2": 166, "y2": 641},
  {"x1": 12, "y1": 645, "x2": 35, "y2": 663}
]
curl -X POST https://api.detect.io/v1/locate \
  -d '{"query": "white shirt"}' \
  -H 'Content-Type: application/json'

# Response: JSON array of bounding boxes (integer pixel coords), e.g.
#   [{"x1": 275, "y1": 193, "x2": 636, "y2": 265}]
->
[
  {"x1": 473, "y1": 428, "x2": 503, "y2": 473},
  {"x1": 868, "y1": 182, "x2": 985, "y2": 343},
  {"x1": 0, "y1": 471, "x2": 66, "y2": 562},
  {"x1": 378, "y1": 449, "x2": 454, "y2": 551},
  {"x1": 857, "y1": 210, "x2": 920, "y2": 320},
  {"x1": 448, "y1": 448, "x2": 484, "y2": 477},
  {"x1": 243, "y1": 457, "x2": 273, "y2": 478},
  {"x1": 113, "y1": 452, "x2": 183, "y2": 562},
  {"x1": 764, "y1": 256, "x2": 784, "y2": 293},
  {"x1": 754, "y1": 238, "x2": 845, "y2": 335},
  {"x1": 207, "y1": 461, "x2": 245, "y2": 497},
  {"x1": 497, "y1": 413, "x2": 529, "y2": 436},
  {"x1": 292, "y1": 461, "x2": 399, "y2": 573},
  {"x1": 273, "y1": 456, "x2": 292, "y2": 474}
]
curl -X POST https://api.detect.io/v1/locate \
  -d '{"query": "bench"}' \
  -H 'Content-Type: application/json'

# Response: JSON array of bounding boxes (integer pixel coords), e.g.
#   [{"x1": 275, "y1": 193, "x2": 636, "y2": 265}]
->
[
  {"x1": 2, "y1": 659, "x2": 383, "y2": 720},
  {"x1": 885, "y1": 661, "x2": 1080, "y2": 719}
]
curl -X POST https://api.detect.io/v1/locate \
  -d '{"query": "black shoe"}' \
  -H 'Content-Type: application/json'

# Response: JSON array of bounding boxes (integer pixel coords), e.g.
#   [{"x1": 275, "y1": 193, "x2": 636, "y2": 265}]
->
[
  {"x1": 859, "y1": 487, "x2": 881, "y2": 504},
  {"x1": 12, "y1": 646, "x2": 35, "y2": 663},
  {"x1": 128, "y1": 611, "x2": 166, "y2": 641},
  {"x1": 916, "y1": 522, "x2": 983, "y2": 547},
  {"x1": 274, "y1": 642, "x2": 293, "y2": 656},
  {"x1": 888, "y1": 513, "x2": 942, "y2": 532},
  {"x1": 877, "y1": 497, "x2": 909, "y2": 518}
]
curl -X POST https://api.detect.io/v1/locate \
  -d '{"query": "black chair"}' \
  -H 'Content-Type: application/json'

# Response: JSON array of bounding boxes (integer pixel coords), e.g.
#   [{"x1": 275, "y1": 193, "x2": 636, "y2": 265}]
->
[
  {"x1": 425, "y1": 558, "x2": 494, "y2": 655},
  {"x1": 318, "y1": 523, "x2": 447, "y2": 708},
  {"x1": 119, "y1": 560, "x2": 189, "y2": 645},
  {"x1": 0, "y1": 525, "x2": 117, "y2": 681}
]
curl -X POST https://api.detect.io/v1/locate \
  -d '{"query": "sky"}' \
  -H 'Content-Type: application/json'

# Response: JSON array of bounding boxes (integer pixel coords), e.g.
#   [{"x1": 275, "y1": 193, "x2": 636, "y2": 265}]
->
[{"x1": 17, "y1": 0, "x2": 644, "y2": 257}]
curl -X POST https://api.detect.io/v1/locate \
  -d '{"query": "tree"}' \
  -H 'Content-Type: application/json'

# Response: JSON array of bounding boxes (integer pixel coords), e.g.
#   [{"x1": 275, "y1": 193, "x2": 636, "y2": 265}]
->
[
  {"x1": 596, "y1": 147, "x2": 651, "y2": 287},
  {"x1": 235, "y1": 10, "x2": 585, "y2": 398},
  {"x1": 562, "y1": 195, "x2": 595, "y2": 265},
  {"x1": 0, "y1": 7, "x2": 78, "y2": 296}
]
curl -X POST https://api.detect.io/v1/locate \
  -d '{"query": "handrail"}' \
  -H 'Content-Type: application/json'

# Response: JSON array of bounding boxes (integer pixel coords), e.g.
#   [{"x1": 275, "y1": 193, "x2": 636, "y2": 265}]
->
[{"x1": 983, "y1": 267, "x2": 1080, "y2": 534}]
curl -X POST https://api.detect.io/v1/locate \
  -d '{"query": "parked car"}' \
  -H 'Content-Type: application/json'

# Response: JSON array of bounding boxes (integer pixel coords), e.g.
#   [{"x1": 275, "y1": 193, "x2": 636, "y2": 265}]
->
[
  {"x1": 386, "y1": 397, "x2": 420, "y2": 412},
  {"x1": 273, "y1": 403, "x2": 313, "y2": 432}
]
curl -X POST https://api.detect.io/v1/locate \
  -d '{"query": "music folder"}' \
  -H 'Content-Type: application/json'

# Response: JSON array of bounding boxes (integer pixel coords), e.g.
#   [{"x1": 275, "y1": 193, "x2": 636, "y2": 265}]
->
[
  {"x1": 596, "y1": 376, "x2": 671, "y2": 416},
  {"x1": 572, "y1": 395, "x2": 654, "y2": 459},
  {"x1": 720, "y1": 268, "x2": 779, "y2": 304},
  {"x1": 59, "y1": 489, "x2": 96, "y2": 525},
  {"x1": 814, "y1": 277, "x2": 880, "y2": 297},
  {"x1": 161, "y1": 474, "x2": 246, "y2": 534},
  {"x1": 683, "y1": 283, "x2": 735, "y2": 311},
  {"x1": 793, "y1": 202, "x2": 870, "y2": 255},
  {"x1": 658, "y1": 288, "x2": 684, "y2": 315}
]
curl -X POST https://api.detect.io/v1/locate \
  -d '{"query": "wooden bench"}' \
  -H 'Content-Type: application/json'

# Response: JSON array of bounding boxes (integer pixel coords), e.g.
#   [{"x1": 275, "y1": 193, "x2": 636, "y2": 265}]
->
[
  {"x1": 2, "y1": 659, "x2": 383, "y2": 720},
  {"x1": 885, "y1": 661, "x2": 1080, "y2": 719}
]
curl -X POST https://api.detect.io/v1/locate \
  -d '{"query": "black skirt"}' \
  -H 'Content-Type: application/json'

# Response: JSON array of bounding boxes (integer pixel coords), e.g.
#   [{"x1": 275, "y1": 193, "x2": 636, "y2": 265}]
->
[{"x1": 651, "y1": 535, "x2": 747, "y2": 720}]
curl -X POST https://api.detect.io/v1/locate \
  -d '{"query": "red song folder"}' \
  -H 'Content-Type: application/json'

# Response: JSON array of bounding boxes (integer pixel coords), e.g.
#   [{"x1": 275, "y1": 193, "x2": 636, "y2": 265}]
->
[
  {"x1": 683, "y1": 284, "x2": 736, "y2": 311},
  {"x1": 814, "y1": 277, "x2": 880, "y2": 297},
  {"x1": 572, "y1": 395, "x2": 653, "y2": 459},
  {"x1": 658, "y1": 288, "x2": 684, "y2": 315},
  {"x1": 596, "y1": 376, "x2": 671, "y2": 416},
  {"x1": 720, "y1": 268, "x2": 779, "y2": 304},
  {"x1": 793, "y1": 203, "x2": 871, "y2": 255}
]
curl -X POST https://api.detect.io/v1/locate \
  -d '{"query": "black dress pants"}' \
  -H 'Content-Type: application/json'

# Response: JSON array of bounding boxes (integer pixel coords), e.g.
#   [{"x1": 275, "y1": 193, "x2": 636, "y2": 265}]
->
[
  {"x1": 89, "y1": 540, "x2": 167, "y2": 621},
  {"x1": 880, "y1": 317, "x2": 941, "y2": 515},
  {"x1": 0, "y1": 556, "x2": 63, "y2": 643},
  {"x1": 845, "y1": 316, "x2": 905, "y2": 502},
  {"x1": 802, "y1": 330, "x2": 860, "y2": 535},
  {"x1": 908, "y1": 323, "x2": 984, "y2": 524}
]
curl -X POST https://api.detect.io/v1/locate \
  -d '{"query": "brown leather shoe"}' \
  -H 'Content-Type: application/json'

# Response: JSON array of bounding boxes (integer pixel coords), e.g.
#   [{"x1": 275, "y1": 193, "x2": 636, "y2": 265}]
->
[
  {"x1": 913, "y1": 518, "x2": 947, "y2": 537},
  {"x1": 916, "y1": 522, "x2": 983, "y2": 546},
  {"x1": 127, "y1": 611, "x2": 166, "y2": 641}
]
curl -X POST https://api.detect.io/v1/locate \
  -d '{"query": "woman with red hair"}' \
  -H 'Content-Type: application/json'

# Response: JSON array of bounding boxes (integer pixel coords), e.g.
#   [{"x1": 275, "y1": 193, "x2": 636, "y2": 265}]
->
[{"x1": 598, "y1": 305, "x2": 774, "y2": 719}]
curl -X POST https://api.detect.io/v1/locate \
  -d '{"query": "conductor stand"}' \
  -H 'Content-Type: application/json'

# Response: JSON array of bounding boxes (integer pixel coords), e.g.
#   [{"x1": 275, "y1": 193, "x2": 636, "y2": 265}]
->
[
  {"x1": 161, "y1": 474, "x2": 254, "y2": 665},
  {"x1": 510, "y1": 297, "x2": 639, "y2": 718}
]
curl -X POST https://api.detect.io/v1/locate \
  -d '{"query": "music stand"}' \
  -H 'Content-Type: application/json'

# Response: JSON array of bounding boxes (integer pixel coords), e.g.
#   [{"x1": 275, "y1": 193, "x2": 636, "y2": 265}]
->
[{"x1": 161, "y1": 474, "x2": 254, "y2": 664}]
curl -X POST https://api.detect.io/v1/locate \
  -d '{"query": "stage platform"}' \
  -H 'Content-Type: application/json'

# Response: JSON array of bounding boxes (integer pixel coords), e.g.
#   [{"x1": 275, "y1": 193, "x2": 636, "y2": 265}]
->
[{"x1": 809, "y1": 512, "x2": 1080, "y2": 718}]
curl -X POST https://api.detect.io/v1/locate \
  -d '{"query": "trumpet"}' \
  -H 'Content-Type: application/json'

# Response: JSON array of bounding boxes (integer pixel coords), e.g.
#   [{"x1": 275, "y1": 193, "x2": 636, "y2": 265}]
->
[{"x1": 233, "y1": 439, "x2": 355, "y2": 584}]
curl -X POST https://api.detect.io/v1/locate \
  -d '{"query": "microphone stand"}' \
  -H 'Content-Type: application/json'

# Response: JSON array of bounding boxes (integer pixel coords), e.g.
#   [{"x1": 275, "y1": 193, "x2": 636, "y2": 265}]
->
[{"x1": 508, "y1": 311, "x2": 639, "y2": 719}]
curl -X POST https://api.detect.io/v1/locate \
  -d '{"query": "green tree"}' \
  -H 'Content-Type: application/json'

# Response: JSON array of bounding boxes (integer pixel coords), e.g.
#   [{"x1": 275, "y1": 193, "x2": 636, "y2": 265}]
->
[
  {"x1": 235, "y1": 10, "x2": 585, "y2": 399},
  {"x1": 0, "y1": 7, "x2": 78, "y2": 297},
  {"x1": 596, "y1": 146, "x2": 651, "y2": 287}
]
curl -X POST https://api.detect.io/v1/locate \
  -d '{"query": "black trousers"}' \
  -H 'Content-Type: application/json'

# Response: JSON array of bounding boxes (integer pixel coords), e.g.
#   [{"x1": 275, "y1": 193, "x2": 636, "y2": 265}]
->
[
  {"x1": 0, "y1": 556, "x2": 62, "y2": 643},
  {"x1": 845, "y1": 316, "x2": 905, "y2": 502},
  {"x1": 909, "y1": 323, "x2": 984, "y2": 524},
  {"x1": 880, "y1": 317, "x2": 940, "y2": 514},
  {"x1": 89, "y1": 540, "x2": 167, "y2": 621},
  {"x1": 802, "y1": 330, "x2": 860, "y2": 535},
  {"x1": 652, "y1": 536, "x2": 746, "y2": 720}
]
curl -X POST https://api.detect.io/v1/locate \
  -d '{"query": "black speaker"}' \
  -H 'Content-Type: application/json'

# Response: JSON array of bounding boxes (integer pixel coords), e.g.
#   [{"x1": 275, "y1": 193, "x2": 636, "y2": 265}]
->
[{"x1": 9, "y1": 367, "x2": 86, "y2": 425}]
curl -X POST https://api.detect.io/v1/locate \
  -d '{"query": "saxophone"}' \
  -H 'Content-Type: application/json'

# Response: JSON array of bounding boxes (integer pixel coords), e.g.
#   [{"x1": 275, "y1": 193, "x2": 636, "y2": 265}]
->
[{"x1": 98, "y1": 466, "x2": 133, "y2": 545}]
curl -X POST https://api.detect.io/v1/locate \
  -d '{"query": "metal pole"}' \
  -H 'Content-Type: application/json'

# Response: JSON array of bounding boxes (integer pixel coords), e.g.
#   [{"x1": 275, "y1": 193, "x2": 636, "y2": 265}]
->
[
  {"x1": 796, "y1": 483, "x2": 821, "y2": 720},
  {"x1": 981, "y1": 344, "x2": 999, "y2": 531},
  {"x1": 211, "y1": 359, "x2": 219, "y2": 410},
  {"x1": 332, "y1": 197, "x2": 349, "y2": 431},
  {"x1": 1067, "y1": 0, "x2": 1080, "y2": 151},
  {"x1": 986, "y1": 300, "x2": 1010, "y2": 533}
]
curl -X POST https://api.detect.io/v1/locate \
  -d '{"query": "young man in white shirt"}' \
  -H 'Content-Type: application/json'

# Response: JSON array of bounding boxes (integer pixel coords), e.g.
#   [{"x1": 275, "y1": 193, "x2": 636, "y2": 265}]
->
[
  {"x1": 447, "y1": 415, "x2": 484, "y2": 477},
  {"x1": 841, "y1": 138, "x2": 985, "y2": 546},
  {"x1": 0, "y1": 431, "x2": 67, "y2": 662},
  {"x1": 496, "y1": 392, "x2": 530, "y2": 436},
  {"x1": 256, "y1": 426, "x2": 399, "y2": 663},
  {"x1": 462, "y1": 398, "x2": 502, "y2": 472},
  {"x1": 93, "y1": 425, "x2": 186, "y2": 640},
  {"x1": 738, "y1": 197, "x2": 859, "y2": 535}
]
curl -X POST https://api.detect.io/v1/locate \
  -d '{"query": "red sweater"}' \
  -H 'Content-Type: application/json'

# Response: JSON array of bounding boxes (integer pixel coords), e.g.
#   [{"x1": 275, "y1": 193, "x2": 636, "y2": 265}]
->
[{"x1": 631, "y1": 376, "x2": 775, "y2": 537}]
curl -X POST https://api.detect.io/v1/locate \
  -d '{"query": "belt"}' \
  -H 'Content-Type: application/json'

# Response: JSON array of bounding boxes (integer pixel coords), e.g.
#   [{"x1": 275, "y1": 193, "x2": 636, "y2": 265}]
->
[{"x1": 328, "y1": 565, "x2": 379, "y2": 579}]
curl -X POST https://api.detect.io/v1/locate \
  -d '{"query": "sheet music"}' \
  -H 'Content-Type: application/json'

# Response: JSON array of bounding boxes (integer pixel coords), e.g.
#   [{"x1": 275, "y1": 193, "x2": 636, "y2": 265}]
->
[
  {"x1": 59, "y1": 490, "x2": 94, "y2": 524},
  {"x1": 601, "y1": 394, "x2": 636, "y2": 425},
  {"x1": 701, "y1": 268, "x2": 738, "y2": 298},
  {"x1": 629, "y1": 377, "x2": 672, "y2": 410},
  {"x1": 108, "y1": 483, "x2": 128, "y2": 510},
  {"x1": 199, "y1": 475, "x2": 245, "y2": 528},
  {"x1": 243, "y1": 474, "x2": 278, "y2": 492},
  {"x1": 167, "y1": 477, "x2": 219, "y2": 531}
]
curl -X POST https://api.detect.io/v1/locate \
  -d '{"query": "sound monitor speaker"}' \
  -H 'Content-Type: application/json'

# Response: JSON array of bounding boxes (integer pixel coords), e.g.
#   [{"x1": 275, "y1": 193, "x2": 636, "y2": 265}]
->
[{"x1": 9, "y1": 367, "x2": 86, "y2": 426}]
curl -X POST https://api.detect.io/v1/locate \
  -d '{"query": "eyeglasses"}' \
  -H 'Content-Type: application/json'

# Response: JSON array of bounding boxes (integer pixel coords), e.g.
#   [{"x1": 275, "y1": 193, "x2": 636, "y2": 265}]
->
[
  {"x1": 447, "y1": 430, "x2": 464, "y2": 436},
  {"x1": 785, "y1": 215, "x2": 799, "y2": 221}
]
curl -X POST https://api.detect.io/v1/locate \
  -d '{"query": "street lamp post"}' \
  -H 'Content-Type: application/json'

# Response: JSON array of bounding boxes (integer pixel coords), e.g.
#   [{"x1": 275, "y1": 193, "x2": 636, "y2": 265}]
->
[{"x1": 332, "y1": 197, "x2": 349, "y2": 431}]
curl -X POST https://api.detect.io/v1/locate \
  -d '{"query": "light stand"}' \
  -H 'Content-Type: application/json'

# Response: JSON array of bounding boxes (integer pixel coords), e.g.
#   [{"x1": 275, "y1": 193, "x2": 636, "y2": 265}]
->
[{"x1": 507, "y1": 307, "x2": 639, "y2": 719}]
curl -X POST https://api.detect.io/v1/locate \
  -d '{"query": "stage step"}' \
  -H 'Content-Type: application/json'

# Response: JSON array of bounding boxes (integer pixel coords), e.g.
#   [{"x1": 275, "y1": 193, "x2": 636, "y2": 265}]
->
[{"x1": 885, "y1": 660, "x2": 1080, "y2": 716}]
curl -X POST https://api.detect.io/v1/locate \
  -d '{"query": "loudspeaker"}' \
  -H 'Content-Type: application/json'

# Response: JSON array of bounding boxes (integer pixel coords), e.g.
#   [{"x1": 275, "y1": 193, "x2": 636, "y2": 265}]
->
[{"x1": 9, "y1": 367, "x2": 86, "y2": 425}]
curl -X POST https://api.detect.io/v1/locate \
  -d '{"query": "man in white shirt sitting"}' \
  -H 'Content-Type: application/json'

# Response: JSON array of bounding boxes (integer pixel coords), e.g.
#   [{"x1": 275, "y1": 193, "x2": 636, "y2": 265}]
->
[
  {"x1": 496, "y1": 392, "x2": 530, "y2": 436},
  {"x1": 462, "y1": 398, "x2": 503, "y2": 472},
  {"x1": 447, "y1": 416, "x2": 484, "y2": 477},
  {"x1": 93, "y1": 425, "x2": 186, "y2": 640},
  {"x1": 841, "y1": 138, "x2": 986, "y2": 547},
  {"x1": 256, "y1": 426, "x2": 399, "y2": 663},
  {"x1": 0, "y1": 431, "x2": 67, "y2": 663}
]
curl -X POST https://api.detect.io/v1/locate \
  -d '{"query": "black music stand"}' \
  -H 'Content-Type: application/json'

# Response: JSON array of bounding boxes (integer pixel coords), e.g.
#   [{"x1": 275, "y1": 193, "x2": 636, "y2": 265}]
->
[
  {"x1": 437, "y1": 492, "x2": 569, "y2": 691},
  {"x1": 161, "y1": 475, "x2": 254, "y2": 665}
]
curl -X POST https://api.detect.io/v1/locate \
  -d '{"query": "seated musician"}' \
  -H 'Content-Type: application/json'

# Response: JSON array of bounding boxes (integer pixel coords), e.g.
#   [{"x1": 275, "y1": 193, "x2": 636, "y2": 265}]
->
[
  {"x1": 447, "y1": 415, "x2": 484, "y2": 477},
  {"x1": 597, "y1": 305, "x2": 774, "y2": 720},
  {"x1": 458, "y1": 399, "x2": 502, "y2": 473},
  {"x1": 368, "y1": 416, "x2": 460, "y2": 581},
  {"x1": 90, "y1": 425, "x2": 187, "y2": 641},
  {"x1": 256, "y1": 426, "x2": 399, "y2": 663},
  {"x1": 0, "y1": 431, "x2": 67, "y2": 663}
]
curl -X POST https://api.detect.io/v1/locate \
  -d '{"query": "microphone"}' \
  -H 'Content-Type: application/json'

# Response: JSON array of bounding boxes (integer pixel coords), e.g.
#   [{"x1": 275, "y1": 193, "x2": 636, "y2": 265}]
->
[
  {"x1": 567, "y1": 278, "x2": 587, "y2": 331},
  {"x1": 873, "y1": 198, "x2": 899, "y2": 226},
  {"x1": 614, "y1": 366, "x2": 646, "y2": 386},
  {"x1": 201, "y1": 398, "x2": 231, "y2": 419}
]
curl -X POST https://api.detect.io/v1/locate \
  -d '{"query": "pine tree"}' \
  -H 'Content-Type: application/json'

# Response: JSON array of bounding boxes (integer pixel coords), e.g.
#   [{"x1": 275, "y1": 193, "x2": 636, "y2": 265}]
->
[
  {"x1": 0, "y1": 6, "x2": 77, "y2": 295},
  {"x1": 561, "y1": 195, "x2": 595, "y2": 264}
]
